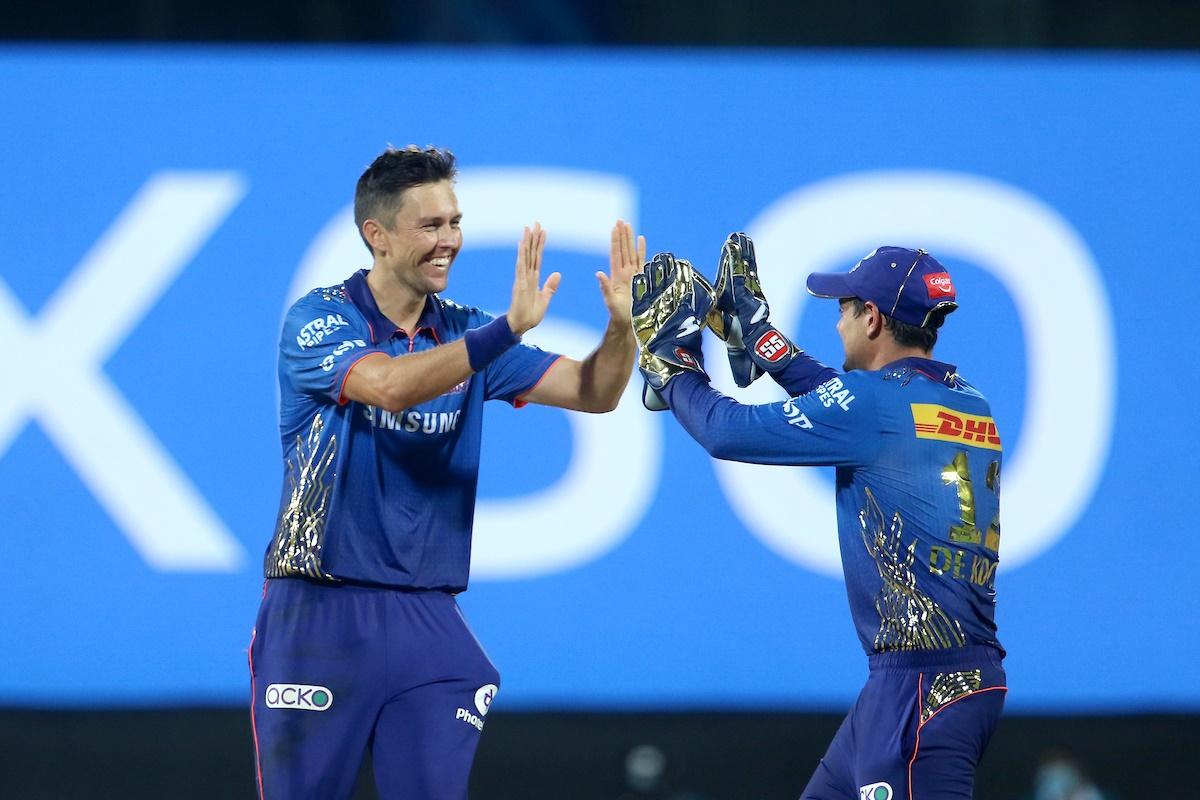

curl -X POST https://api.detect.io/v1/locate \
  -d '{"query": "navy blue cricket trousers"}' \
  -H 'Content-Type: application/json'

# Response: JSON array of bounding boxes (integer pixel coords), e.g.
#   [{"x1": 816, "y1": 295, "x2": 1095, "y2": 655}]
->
[
  {"x1": 800, "y1": 645, "x2": 1006, "y2": 800},
  {"x1": 248, "y1": 579, "x2": 501, "y2": 800}
]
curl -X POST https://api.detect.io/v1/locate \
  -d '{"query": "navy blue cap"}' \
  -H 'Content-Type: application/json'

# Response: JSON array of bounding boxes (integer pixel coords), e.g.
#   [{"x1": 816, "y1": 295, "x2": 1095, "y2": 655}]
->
[{"x1": 806, "y1": 246, "x2": 958, "y2": 328}]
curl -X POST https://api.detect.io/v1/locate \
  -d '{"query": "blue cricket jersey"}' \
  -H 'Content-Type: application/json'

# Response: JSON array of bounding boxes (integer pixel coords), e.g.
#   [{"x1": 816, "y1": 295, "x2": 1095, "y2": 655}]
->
[
  {"x1": 664, "y1": 357, "x2": 1004, "y2": 657},
  {"x1": 264, "y1": 269, "x2": 561, "y2": 591}
]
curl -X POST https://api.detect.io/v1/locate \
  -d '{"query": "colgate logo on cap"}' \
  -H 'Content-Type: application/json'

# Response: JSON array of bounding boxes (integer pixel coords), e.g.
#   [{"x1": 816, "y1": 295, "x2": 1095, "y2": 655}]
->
[{"x1": 924, "y1": 272, "x2": 955, "y2": 298}]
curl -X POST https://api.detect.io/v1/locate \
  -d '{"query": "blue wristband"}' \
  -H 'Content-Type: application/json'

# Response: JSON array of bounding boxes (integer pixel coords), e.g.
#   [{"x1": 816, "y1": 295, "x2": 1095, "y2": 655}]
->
[{"x1": 464, "y1": 315, "x2": 520, "y2": 372}]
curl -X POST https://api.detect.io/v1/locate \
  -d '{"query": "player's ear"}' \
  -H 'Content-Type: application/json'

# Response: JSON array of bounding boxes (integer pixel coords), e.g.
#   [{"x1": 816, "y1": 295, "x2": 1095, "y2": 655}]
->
[
  {"x1": 362, "y1": 219, "x2": 385, "y2": 253},
  {"x1": 865, "y1": 302, "x2": 885, "y2": 337}
]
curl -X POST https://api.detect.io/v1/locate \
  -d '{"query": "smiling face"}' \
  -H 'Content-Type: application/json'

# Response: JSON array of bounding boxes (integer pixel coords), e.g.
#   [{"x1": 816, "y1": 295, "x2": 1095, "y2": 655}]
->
[{"x1": 366, "y1": 179, "x2": 463, "y2": 299}]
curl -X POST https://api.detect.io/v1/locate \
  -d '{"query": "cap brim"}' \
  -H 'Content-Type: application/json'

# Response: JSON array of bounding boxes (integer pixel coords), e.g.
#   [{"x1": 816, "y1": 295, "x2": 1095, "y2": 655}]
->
[
  {"x1": 921, "y1": 300, "x2": 959, "y2": 328},
  {"x1": 806, "y1": 272, "x2": 855, "y2": 299}
]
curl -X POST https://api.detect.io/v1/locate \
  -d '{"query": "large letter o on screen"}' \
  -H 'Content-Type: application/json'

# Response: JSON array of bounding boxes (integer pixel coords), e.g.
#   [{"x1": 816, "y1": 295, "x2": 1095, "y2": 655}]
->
[
  {"x1": 709, "y1": 170, "x2": 1116, "y2": 576},
  {"x1": 288, "y1": 168, "x2": 657, "y2": 580}
]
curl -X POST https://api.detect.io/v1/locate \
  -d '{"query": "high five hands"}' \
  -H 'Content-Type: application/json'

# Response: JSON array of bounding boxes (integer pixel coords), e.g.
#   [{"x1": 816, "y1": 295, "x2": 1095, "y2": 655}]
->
[
  {"x1": 506, "y1": 220, "x2": 647, "y2": 336},
  {"x1": 629, "y1": 232, "x2": 801, "y2": 410}
]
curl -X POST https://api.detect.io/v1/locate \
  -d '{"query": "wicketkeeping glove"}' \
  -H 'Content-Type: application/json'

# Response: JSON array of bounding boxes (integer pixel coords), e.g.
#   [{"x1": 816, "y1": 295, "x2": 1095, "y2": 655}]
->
[
  {"x1": 631, "y1": 252, "x2": 713, "y2": 411},
  {"x1": 708, "y1": 232, "x2": 800, "y2": 387}
]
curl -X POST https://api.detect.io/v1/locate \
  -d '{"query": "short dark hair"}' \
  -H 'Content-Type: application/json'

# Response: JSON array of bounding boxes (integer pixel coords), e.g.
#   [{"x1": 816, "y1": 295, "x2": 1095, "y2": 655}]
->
[
  {"x1": 847, "y1": 297, "x2": 943, "y2": 352},
  {"x1": 354, "y1": 145, "x2": 458, "y2": 253}
]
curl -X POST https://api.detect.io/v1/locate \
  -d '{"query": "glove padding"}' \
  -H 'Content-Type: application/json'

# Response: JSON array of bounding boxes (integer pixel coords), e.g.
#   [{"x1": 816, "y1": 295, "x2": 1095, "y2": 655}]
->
[
  {"x1": 631, "y1": 252, "x2": 713, "y2": 411},
  {"x1": 708, "y1": 232, "x2": 800, "y2": 387}
]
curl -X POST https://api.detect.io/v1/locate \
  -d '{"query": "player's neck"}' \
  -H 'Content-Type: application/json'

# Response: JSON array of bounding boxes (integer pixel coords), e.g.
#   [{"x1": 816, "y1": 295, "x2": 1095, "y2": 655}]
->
[
  {"x1": 366, "y1": 267, "x2": 427, "y2": 332},
  {"x1": 865, "y1": 344, "x2": 933, "y2": 371}
]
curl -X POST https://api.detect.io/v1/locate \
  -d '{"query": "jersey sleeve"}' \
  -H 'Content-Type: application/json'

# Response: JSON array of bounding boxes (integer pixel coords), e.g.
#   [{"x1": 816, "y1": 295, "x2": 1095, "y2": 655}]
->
[
  {"x1": 769, "y1": 350, "x2": 840, "y2": 397},
  {"x1": 279, "y1": 294, "x2": 387, "y2": 405},
  {"x1": 459, "y1": 308, "x2": 561, "y2": 405},
  {"x1": 662, "y1": 370, "x2": 880, "y2": 467},
  {"x1": 484, "y1": 342, "x2": 562, "y2": 406}
]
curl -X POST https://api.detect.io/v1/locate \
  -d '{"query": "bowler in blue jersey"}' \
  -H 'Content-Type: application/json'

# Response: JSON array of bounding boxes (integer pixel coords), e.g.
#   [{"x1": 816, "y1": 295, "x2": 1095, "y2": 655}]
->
[
  {"x1": 633, "y1": 238, "x2": 1006, "y2": 800},
  {"x1": 249, "y1": 146, "x2": 644, "y2": 799}
]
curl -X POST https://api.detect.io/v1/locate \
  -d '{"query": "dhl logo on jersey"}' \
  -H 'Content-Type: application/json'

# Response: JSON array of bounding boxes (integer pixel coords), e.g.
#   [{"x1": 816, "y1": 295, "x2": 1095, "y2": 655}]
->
[{"x1": 911, "y1": 404, "x2": 1001, "y2": 451}]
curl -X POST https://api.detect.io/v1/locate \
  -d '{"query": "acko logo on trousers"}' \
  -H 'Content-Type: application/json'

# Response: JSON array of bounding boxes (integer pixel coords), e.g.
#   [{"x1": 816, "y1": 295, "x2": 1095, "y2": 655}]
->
[
  {"x1": 264, "y1": 683, "x2": 334, "y2": 711},
  {"x1": 859, "y1": 782, "x2": 893, "y2": 800}
]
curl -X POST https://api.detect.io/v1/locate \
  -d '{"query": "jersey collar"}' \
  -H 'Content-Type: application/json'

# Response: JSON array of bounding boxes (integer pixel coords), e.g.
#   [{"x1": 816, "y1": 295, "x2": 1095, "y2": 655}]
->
[
  {"x1": 344, "y1": 268, "x2": 444, "y2": 345},
  {"x1": 883, "y1": 356, "x2": 960, "y2": 387}
]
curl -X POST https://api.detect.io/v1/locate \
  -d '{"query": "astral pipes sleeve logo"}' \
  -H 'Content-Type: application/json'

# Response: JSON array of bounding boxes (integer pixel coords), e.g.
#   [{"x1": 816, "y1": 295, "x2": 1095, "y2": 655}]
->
[
  {"x1": 296, "y1": 313, "x2": 349, "y2": 348},
  {"x1": 264, "y1": 683, "x2": 334, "y2": 711}
]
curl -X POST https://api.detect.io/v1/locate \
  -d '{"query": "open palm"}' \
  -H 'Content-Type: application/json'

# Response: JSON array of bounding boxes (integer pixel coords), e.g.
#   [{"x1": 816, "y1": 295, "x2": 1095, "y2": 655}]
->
[
  {"x1": 507, "y1": 222, "x2": 561, "y2": 335},
  {"x1": 598, "y1": 219, "x2": 645, "y2": 325}
]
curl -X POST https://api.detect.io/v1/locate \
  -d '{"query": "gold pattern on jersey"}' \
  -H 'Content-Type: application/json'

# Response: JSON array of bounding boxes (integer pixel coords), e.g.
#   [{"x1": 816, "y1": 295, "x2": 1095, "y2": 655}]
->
[
  {"x1": 267, "y1": 414, "x2": 338, "y2": 580},
  {"x1": 922, "y1": 669, "x2": 982, "y2": 722},
  {"x1": 941, "y1": 450, "x2": 1002, "y2": 558},
  {"x1": 911, "y1": 403, "x2": 1001, "y2": 451},
  {"x1": 860, "y1": 488, "x2": 966, "y2": 651},
  {"x1": 942, "y1": 451, "x2": 983, "y2": 545},
  {"x1": 984, "y1": 460, "x2": 1001, "y2": 552}
]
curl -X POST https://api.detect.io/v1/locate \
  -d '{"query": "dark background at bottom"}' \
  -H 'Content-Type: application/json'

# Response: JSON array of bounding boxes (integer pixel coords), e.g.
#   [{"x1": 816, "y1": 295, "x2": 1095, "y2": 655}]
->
[{"x1": 0, "y1": 709, "x2": 1191, "y2": 799}]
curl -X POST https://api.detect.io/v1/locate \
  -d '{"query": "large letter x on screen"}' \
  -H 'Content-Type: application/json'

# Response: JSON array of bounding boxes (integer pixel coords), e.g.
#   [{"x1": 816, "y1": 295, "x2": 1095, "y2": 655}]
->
[{"x1": 0, "y1": 172, "x2": 248, "y2": 572}]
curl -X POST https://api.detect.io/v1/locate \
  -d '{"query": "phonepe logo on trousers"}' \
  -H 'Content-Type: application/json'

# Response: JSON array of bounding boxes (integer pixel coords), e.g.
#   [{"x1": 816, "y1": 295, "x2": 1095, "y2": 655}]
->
[
  {"x1": 264, "y1": 683, "x2": 334, "y2": 711},
  {"x1": 455, "y1": 683, "x2": 498, "y2": 731},
  {"x1": 475, "y1": 683, "x2": 497, "y2": 716}
]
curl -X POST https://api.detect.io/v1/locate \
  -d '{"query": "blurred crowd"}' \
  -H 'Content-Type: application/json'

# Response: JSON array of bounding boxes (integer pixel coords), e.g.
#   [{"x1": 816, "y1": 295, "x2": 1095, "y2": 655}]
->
[{"x1": 1022, "y1": 751, "x2": 1114, "y2": 800}]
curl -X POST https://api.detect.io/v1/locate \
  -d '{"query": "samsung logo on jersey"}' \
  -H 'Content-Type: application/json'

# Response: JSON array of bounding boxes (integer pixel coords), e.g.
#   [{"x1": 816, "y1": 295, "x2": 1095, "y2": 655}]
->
[
  {"x1": 364, "y1": 407, "x2": 462, "y2": 434},
  {"x1": 297, "y1": 314, "x2": 349, "y2": 348}
]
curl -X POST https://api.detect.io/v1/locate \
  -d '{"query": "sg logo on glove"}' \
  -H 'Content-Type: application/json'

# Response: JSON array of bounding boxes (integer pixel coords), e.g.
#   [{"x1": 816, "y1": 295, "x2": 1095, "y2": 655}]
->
[
  {"x1": 709, "y1": 232, "x2": 800, "y2": 385},
  {"x1": 753, "y1": 330, "x2": 791, "y2": 362}
]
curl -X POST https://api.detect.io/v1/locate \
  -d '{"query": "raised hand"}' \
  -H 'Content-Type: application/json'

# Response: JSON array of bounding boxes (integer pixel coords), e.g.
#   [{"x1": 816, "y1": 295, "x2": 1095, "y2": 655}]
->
[
  {"x1": 598, "y1": 220, "x2": 646, "y2": 325},
  {"x1": 506, "y1": 222, "x2": 562, "y2": 335},
  {"x1": 710, "y1": 232, "x2": 800, "y2": 387}
]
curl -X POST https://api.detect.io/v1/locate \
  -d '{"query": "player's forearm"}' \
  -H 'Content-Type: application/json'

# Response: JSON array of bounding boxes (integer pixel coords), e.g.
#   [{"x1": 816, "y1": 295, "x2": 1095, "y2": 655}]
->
[
  {"x1": 662, "y1": 372, "x2": 752, "y2": 459},
  {"x1": 347, "y1": 342, "x2": 475, "y2": 411},
  {"x1": 663, "y1": 372, "x2": 829, "y2": 466},
  {"x1": 574, "y1": 317, "x2": 637, "y2": 412},
  {"x1": 348, "y1": 316, "x2": 520, "y2": 411}
]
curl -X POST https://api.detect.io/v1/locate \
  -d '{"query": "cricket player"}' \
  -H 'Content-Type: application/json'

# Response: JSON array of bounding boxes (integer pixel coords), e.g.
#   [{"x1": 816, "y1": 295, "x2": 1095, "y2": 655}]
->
[
  {"x1": 633, "y1": 235, "x2": 1006, "y2": 800},
  {"x1": 249, "y1": 145, "x2": 643, "y2": 799}
]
